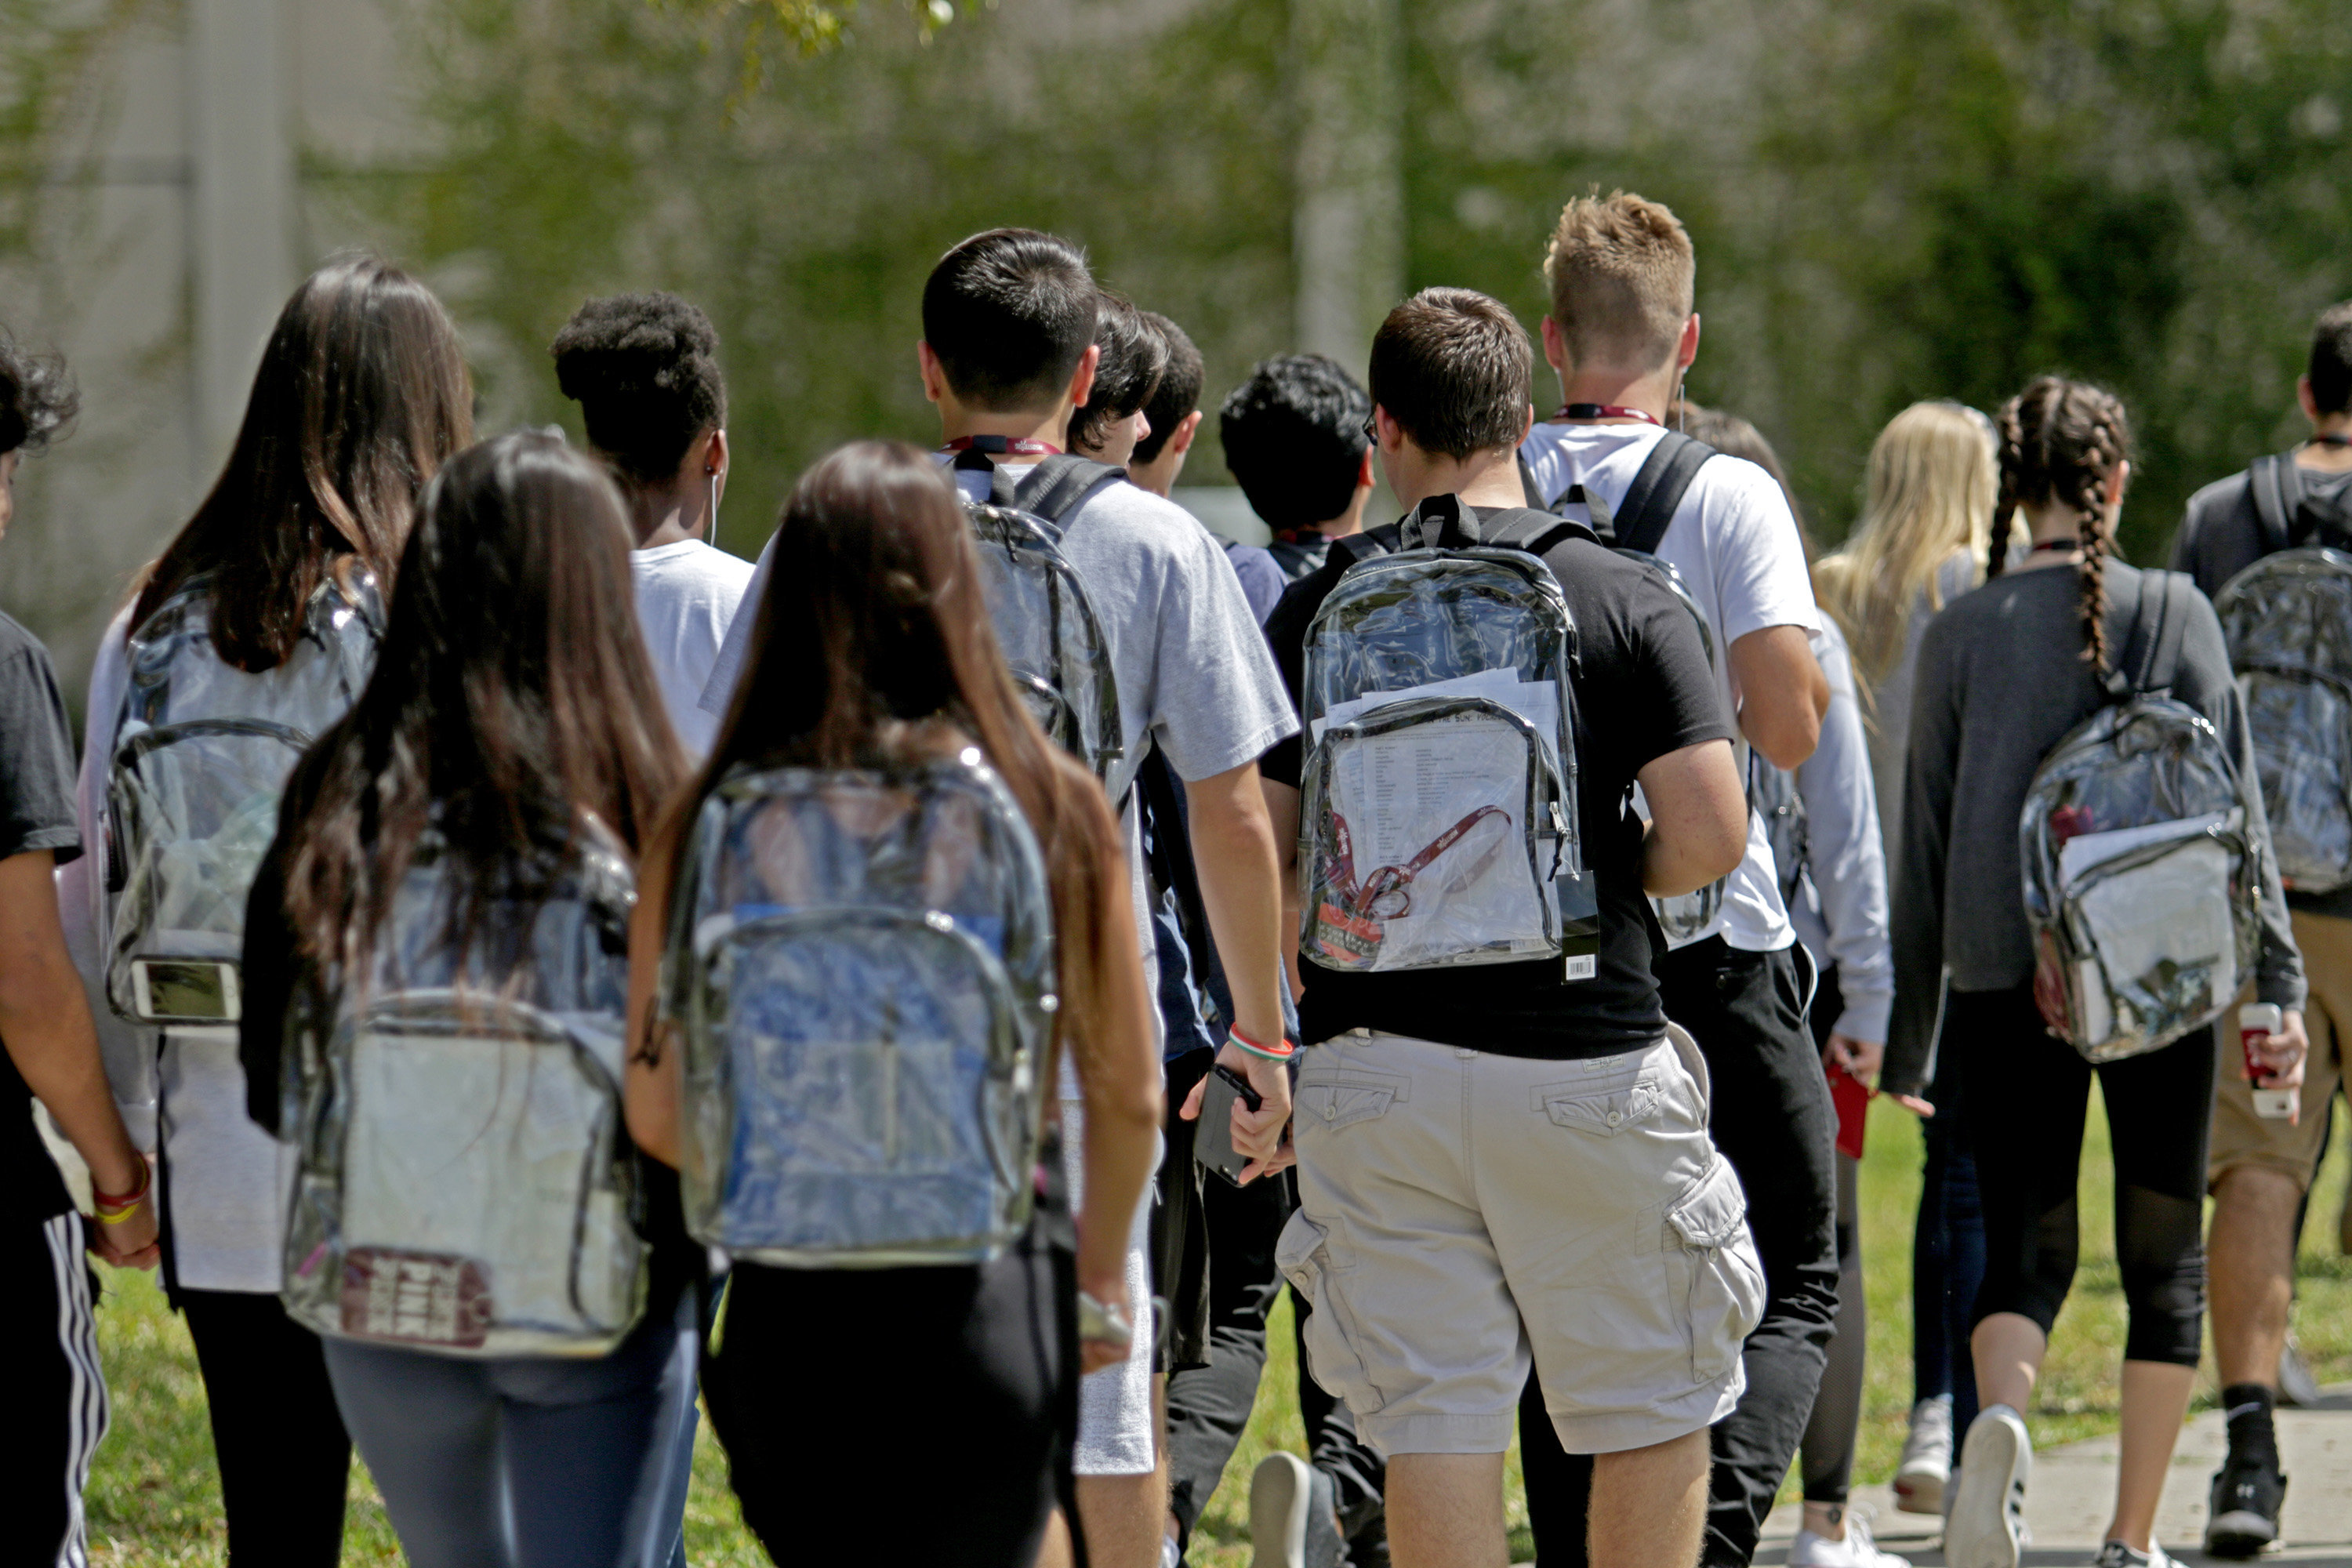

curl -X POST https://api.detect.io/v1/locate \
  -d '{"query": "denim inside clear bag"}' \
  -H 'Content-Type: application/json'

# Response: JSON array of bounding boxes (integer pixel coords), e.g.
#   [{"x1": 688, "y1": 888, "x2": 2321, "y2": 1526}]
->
[
  {"x1": 107, "y1": 572, "x2": 380, "y2": 1025},
  {"x1": 2214, "y1": 547, "x2": 2352, "y2": 894},
  {"x1": 281, "y1": 826, "x2": 645, "y2": 1357},
  {"x1": 666, "y1": 753, "x2": 1055, "y2": 1267},
  {"x1": 2022, "y1": 698, "x2": 2262, "y2": 1062},
  {"x1": 967, "y1": 503, "x2": 1124, "y2": 786},
  {"x1": 1299, "y1": 546, "x2": 1597, "y2": 974}
]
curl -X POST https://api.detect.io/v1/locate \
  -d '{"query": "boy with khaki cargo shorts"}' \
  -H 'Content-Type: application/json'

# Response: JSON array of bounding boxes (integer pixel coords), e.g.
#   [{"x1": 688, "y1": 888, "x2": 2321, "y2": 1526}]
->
[{"x1": 1256, "y1": 287, "x2": 1763, "y2": 1568}]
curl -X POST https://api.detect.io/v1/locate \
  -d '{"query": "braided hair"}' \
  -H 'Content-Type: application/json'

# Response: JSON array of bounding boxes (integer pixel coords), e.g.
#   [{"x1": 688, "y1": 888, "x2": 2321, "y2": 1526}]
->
[{"x1": 1989, "y1": 376, "x2": 2132, "y2": 671}]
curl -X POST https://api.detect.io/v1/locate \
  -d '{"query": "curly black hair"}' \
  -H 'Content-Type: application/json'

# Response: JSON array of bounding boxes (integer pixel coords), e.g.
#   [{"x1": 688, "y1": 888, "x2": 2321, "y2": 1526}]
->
[
  {"x1": 1218, "y1": 353, "x2": 1372, "y2": 529},
  {"x1": 550, "y1": 292, "x2": 727, "y2": 488},
  {"x1": 0, "y1": 328, "x2": 78, "y2": 456}
]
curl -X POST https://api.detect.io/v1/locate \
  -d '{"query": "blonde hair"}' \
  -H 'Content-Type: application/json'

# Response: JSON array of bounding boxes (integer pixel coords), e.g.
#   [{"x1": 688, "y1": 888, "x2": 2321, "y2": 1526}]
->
[
  {"x1": 1813, "y1": 401, "x2": 1998, "y2": 691},
  {"x1": 1543, "y1": 190, "x2": 1694, "y2": 373}
]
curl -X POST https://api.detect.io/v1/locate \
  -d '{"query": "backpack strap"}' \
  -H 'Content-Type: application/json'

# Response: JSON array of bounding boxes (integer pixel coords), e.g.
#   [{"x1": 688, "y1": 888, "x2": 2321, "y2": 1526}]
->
[
  {"x1": 1014, "y1": 455, "x2": 1127, "y2": 526},
  {"x1": 1607, "y1": 431, "x2": 1718, "y2": 555},
  {"x1": 2249, "y1": 452, "x2": 2305, "y2": 554},
  {"x1": 1328, "y1": 523, "x2": 1402, "y2": 569},
  {"x1": 2100, "y1": 570, "x2": 2189, "y2": 701},
  {"x1": 1478, "y1": 506, "x2": 1602, "y2": 559}
]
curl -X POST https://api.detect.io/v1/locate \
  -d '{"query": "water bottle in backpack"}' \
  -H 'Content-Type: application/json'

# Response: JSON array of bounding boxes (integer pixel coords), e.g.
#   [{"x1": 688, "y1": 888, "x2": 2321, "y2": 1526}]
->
[
  {"x1": 2213, "y1": 547, "x2": 2352, "y2": 894},
  {"x1": 663, "y1": 750, "x2": 1057, "y2": 1265},
  {"x1": 2021, "y1": 572, "x2": 2264, "y2": 1061},
  {"x1": 1298, "y1": 495, "x2": 1601, "y2": 976},
  {"x1": 281, "y1": 823, "x2": 647, "y2": 1356},
  {"x1": 106, "y1": 571, "x2": 382, "y2": 1025}
]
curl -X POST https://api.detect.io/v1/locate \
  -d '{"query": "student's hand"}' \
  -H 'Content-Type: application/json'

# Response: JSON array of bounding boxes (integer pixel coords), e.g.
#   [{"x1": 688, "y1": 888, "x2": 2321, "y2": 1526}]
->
[
  {"x1": 1179, "y1": 1044, "x2": 1294, "y2": 1185},
  {"x1": 2242, "y1": 1007, "x2": 2310, "y2": 1122},
  {"x1": 1075, "y1": 1275, "x2": 1134, "y2": 1377},
  {"x1": 1823, "y1": 1033, "x2": 1885, "y2": 1084},
  {"x1": 88, "y1": 1199, "x2": 160, "y2": 1269},
  {"x1": 1886, "y1": 1092, "x2": 1936, "y2": 1119}
]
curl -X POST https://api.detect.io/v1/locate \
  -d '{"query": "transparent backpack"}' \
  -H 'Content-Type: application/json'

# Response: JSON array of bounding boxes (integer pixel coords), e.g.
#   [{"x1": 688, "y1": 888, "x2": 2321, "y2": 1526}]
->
[
  {"x1": 1298, "y1": 498, "x2": 1600, "y2": 977},
  {"x1": 2023, "y1": 573, "x2": 2263, "y2": 1062},
  {"x1": 663, "y1": 750, "x2": 1057, "y2": 1267},
  {"x1": 281, "y1": 822, "x2": 645, "y2": 1356},
  {"x1": 107, "y1": 571, "x2": 382, "y2": 1025},
  {"x1": 2212, "y1": 547, "x2": 2352, "y2": 895},
  {"x1": 966, "y1": 502, "x2": 1124, "y2": 786}
]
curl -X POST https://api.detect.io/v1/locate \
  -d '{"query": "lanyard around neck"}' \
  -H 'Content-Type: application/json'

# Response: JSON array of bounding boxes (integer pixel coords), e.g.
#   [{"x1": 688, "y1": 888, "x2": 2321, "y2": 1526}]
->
[{"x1": 1553, "y1": 403, "x2": 1661, "y2": 426}]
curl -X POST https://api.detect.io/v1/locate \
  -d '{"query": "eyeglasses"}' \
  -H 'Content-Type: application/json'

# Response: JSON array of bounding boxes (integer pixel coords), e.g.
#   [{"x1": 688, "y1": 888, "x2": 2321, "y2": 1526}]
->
[{"x1": 1362, "y1": 414, "x2": 1379, "y2": 445}]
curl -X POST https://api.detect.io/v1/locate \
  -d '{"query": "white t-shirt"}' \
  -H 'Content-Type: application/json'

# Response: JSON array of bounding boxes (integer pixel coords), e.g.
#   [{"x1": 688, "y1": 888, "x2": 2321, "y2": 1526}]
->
[
  {"x1": 1520, "y1": 421, "x2": 1821, "y2": 953},
  {"x1": 632, "y1": 539, "x2": 754, "y2": 758}
]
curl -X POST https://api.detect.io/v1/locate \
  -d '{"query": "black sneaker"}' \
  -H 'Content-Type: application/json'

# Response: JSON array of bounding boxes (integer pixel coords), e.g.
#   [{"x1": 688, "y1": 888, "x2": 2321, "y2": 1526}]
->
[{"x1": 2204, "y1": 1444, "x2": 2286, "y2": 1559}]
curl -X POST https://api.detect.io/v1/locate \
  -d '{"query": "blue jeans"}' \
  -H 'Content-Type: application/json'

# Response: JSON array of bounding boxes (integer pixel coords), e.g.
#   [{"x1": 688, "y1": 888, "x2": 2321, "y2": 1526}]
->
[
  {"x1": 1914, "y1": 1048, "x2": 1984, "y2": 1433},
  {"x1": 323, "y1": 1286, "x2": 699, "y2": 1568}
]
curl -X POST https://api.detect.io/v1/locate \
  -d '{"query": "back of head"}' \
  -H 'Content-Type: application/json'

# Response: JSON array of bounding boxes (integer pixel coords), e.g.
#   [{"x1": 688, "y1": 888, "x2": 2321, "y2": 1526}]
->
[
  {"x1": 1816, "y1": 401, "x2": 1999, "y2": 684},
  {"x1": 921, "y1": 228, "x2": 1098, "y2": 414},
  {"x1": 2310, "y1": 301, "x2": 2352, "y2": 417},
  {"x1": 1369, "y1": 288, "x2": 1532, "y2": 461},
  {"x1": 0, "y1": 328, "x2": 78, "y2": 457},
  {"x1": 138, "y1": 254, "x2": 474, "y2": 670},
  {"x1": 1069, "y1": 292, "x2": 1167, "y2": 456},
  {"x1": 1131, "y1": 311, "x2": 1202, "y2": 466},
  {"x1": 283, "y1": 430, "x2": 682, "y2": 973},
  {"x1": 1992, "y1": 376, "x2": 2134, "y2": 670},
  {"x1": 550, "y1": 292, "x2": 728, "y2": 490},
  {"x1": 1544, "y1": 190, "x2": 1695, "y2": 376},
  {"x1": 1221, "y1": 354, "x2": 1371, "y2": 531}
]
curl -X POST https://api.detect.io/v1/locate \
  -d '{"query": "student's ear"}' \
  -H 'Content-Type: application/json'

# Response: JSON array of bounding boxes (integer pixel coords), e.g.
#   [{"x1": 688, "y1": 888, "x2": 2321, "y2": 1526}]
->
[
  {"x1": 917, "y1": 341, "x2": 949, "y2": 406},
  {"x1": 1066, "y1": 343, "x2": 1100, "y2": 415},
  {"x1": 1516, "y1": 403, "x2": 1535, "y2": 447},
  {"x1": 1676, "y1": 313, "x2": 1702, "y2": 374},
  {"x1": 2299, "y1": 374, "x2": 2321, "y2": 426},
  {"x1": 1171, "y1": 409, "x2": 1203, "y2": 457},
  {"x1": 705, "y1": 426, "x2": 730, "y2": 481},
  {"x1": 1356, "y1": 448, "x2": 1376, "y2": 492},
  {"x1": 1541, "y1": 315, "x2": 1569, "y2": 375},
  {"x1": 2105, "y1": 458, "x2": 2131, "y2": 512}
]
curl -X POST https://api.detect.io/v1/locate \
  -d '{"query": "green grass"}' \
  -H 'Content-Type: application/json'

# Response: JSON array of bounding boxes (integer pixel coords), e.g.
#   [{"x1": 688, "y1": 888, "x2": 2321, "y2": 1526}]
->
[{"x1": 83, "y1": 1094, "x2": 2352, "y2": 1564}]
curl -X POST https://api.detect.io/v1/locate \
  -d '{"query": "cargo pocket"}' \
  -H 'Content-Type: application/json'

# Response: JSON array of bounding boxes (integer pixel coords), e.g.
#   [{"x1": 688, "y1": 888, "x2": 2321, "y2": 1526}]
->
[
  {"x1": 1276, "y1": 1210, "x2": 1382, "y2": 1414},
  {"x1": 1531, "y1": 1076, "x2": 1664, "y2": 1137},
  {"x1": 1295, "y1": 1072, "x2": 1406, "y2": 1133},
  {"x1": 1664, "y1": 1160, "x2": 1766, "y2": 1385}
]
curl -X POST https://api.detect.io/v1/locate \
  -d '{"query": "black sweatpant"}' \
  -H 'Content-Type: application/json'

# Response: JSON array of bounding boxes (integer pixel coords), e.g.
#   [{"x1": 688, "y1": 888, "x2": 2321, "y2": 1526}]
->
[
  {"x1": 180, "y1": 1287, "x2": 353, "y2": 1566},
  {"x1": 702, "y1": 1232, "x2": 1073, "y2": 1567},
  {"x1": 1164, "y1": 1164, "x2": 1387, "y2": 1563},
  {"x1": 1952, "y1": 984, "x2": 2212, "y2": 1366},
  {"x1": 1521, "y1": 938, "x2": 1839, "y2": 1567},
  {"x1": 7, "y1": 1212, "x2": 107, "y2": 1567}
]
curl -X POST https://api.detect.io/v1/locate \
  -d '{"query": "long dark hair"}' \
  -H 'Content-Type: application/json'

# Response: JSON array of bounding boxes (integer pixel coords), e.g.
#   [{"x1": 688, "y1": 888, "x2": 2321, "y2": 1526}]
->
[
  {"x1": 684, "y1": 439, "x2": 1123, "y2": 1082},
  {"x1": 136, "y1": 255, "x2": 474, "y2": 670},
  {"x1": 280, "y1": 431, "x2": 685, "y2": 977},
  {"x1": 1988, "y1": 376, "x2": 2132, "y2": 672}
]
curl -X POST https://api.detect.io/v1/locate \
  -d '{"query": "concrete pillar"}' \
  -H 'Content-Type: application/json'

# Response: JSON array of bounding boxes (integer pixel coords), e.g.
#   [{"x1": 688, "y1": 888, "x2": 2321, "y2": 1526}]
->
[
  {"x1": 1289, "y1": 0, "x2": 1405, "y2": 378},
  {"x1": 186, "y1": 0, "x2": 294, "y2": 466}
]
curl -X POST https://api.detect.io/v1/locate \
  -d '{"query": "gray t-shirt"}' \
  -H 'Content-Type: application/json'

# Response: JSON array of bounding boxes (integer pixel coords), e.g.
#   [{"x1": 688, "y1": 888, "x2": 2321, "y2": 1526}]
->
[{"x1": 1862, "y1": 551, "x2": 1978, "y2": 882}]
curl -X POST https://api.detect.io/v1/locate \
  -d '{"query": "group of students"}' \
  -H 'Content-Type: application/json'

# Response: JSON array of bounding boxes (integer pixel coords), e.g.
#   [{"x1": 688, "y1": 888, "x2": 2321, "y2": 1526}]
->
[{"x1": 2, "y1": 187, "x2": 2347, "y2": 1568}]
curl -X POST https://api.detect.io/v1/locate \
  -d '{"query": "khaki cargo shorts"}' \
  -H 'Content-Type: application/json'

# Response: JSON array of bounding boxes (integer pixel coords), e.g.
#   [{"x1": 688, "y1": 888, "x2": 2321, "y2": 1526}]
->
[
  {"x1": 2209, "y1": 909, "x2": 2349, "y2": 1192},
  {"x1": 1278, "y1": 1026, "x2": 1763, "y2": 1458}
]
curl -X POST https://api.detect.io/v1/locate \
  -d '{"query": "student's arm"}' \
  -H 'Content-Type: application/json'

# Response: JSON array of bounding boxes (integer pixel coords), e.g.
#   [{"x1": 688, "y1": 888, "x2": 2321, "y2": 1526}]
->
[
  {"x1": 0, "y1": 849, "x2": 158, "y2": 1264},
  {"x1": 1181, "y1": 759, "x2": 1292, "y2": 1173},
  {"x1": 1260, "y1": 777, "x2": 1304, "y2": 1001},
  {"x1": 1635, "y1": 741, "x2": 1748, "y2": 896},
  {"x1": 1727, "y1": 623, "x2": 1831, "y2": 771},
  {"x1": 624, "y1": 817, "x2": 686, "y2": 1169}
]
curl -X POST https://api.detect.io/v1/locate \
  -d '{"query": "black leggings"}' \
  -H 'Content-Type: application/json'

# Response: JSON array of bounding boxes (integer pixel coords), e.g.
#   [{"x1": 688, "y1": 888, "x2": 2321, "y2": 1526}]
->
[
  {"x1": 180, "y1": 1287, "x2": 354, "y2": 1566},
  {"x1": 1952, "y1": 984, "x2": 2213, "y2": 1367}
]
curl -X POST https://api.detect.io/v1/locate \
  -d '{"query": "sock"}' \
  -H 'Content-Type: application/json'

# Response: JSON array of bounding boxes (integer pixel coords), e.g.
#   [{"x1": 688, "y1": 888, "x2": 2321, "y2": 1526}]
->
[{"x1": 2223, "y1": 1381, "x2": 2278, "y2": 1460}]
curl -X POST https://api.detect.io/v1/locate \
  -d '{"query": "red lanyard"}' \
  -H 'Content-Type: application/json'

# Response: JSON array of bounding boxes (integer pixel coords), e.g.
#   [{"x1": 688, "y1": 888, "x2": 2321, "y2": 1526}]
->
[
  {"x1": 943, "y1": 435, "x2": 1062, "y2": 457},
  {"x1": 1553, "y1": 403, "x2": 1661, "y2": 425}
]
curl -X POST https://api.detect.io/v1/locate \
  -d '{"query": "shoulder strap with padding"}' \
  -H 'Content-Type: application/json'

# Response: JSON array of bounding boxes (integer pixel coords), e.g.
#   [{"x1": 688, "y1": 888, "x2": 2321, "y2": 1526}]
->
[
  {"x1": 1328, "y1": 523, "x2": 1403, "y2": 570},
  {"x1": 1014, "y1": 455, "x2": 1127, "y2": 526},
  {"x1": 2249, "y1": 453, "x2": 2304, "y2": 554},
  {"x1": 2142, "y1": 571, "x2": 2191, "y2": 695},
  {"x1": 1477, "y1": 506, "x2": 1602, "y2": 559},
  {"x1": 1610, "y1": 431, "x2": 1718, "y2": 556}
]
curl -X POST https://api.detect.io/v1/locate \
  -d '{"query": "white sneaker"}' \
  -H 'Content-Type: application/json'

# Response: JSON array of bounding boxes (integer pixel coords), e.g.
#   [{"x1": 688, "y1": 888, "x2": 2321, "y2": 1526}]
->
[
  {"x1": 2091, "y1": 1540, "x2": 2179, "y2": 1567},
  {"x1": 1250, "y1": 1452, "x2": 1312, "y2": 1568},
  {"x1": 1894, "y1": 1396, "x2": 1955, "y2": 1515},
  {"x1": 1944, "y1": 1405, "x2": 2031, "y2": 1568},
  {"x1": 1790, "y1": 1512, "x2": 1913, "y2": 1567}
]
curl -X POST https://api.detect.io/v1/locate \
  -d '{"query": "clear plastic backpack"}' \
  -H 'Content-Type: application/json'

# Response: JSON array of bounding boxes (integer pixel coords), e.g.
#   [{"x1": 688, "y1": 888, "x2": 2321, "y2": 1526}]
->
[
  {"x1": 1298, "y1": 497, "x2": 1601, "y2": 977},
  {"x1": 965, "y1": 502, "x2": 1123, "y2": 786},
  {"x1": 2022, "y1": 572, "x2": 2263, "y2": 1062},
  {"x1": 662, "y1": 750, "x2": 1057, "y2": 1267},
  {"x1": 2212, "y1": 547, "x2": 2352, "y2": 895},
  {"x1": 107, "y1": 571, "x2": 382, "y2": 1025},
  {"x1": 281, "y1": 822, "x2": 645, "y2": 1356}
]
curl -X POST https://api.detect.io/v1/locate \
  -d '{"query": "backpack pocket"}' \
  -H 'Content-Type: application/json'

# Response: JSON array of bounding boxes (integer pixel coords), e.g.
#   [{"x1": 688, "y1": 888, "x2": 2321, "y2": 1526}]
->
[{"x1": 2054, "y1": 825, "x2": 2245, "y2": 1060}]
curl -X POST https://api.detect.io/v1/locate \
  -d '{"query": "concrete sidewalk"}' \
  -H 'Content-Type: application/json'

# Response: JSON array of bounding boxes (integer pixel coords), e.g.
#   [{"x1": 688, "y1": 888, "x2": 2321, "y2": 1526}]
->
[{"x1": 1751, "y1": 1387, "x2": 2352, "y2": 1566}]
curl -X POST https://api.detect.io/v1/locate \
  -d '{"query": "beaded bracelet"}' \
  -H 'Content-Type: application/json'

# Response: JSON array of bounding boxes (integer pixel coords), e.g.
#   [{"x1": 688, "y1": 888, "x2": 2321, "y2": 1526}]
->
[{"x1": 1227, "y1": 1027, "x2": 1294, "y2": 1062}]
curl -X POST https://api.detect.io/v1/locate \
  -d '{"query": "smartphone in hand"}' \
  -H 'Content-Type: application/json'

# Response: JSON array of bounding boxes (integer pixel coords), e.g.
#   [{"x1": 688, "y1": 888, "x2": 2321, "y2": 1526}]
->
[{"x1": 1192, "y1": 1062, "x2": 1265, "y2": 1186}]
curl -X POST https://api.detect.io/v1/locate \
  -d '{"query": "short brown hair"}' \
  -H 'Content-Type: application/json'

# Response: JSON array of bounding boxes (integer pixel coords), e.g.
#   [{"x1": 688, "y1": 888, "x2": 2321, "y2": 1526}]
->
[
  {"x1": 1544, "y1": 190, "x2": 1695, "y2": 372},
  {"x1": 2310, "y1": 300, "x2": 2352, "y2": 416},
  {"x1": 1368, "y1": 288, "x2": 1532, "y2": 460}
]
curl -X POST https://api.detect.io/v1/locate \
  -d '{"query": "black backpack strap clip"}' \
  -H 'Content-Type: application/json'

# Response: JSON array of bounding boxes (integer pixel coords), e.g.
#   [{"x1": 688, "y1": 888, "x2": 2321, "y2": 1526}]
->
[{"x1": 1014, "y1": 455, "x2": 1127, "y2": 527}]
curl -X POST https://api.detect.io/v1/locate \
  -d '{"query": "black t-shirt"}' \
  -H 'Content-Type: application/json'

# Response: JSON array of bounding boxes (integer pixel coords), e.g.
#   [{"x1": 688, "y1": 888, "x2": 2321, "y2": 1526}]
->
[
  {"x1": 1261, "y1": 504, "x2": 1732, "y2": 1059},
  {"x1": 0, "y1": 614, "x2": 89, "y2": 1227}
]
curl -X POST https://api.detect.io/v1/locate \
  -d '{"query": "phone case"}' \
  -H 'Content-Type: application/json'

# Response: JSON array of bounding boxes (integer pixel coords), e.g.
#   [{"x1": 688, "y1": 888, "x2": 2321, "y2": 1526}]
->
[{"x1": 1192, "y1": 1069, "x2": 1258, "y2": 1187}]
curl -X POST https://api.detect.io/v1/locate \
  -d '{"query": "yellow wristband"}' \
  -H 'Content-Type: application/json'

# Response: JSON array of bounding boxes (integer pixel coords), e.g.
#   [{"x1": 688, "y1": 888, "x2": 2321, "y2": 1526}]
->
[{"x1": 95, "y1": 1198, "x2": 147, "y2": 1225}]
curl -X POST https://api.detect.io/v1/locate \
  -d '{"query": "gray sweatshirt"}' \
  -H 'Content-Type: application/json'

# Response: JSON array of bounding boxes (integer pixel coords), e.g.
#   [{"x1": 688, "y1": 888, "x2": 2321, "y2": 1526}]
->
[
  {"x1": 1788, "y1": 619, "x2": 1894, "y2": 1042},
  {"x1": 1885, "y1": 559, "x2": 2304, "y2": 1096}
]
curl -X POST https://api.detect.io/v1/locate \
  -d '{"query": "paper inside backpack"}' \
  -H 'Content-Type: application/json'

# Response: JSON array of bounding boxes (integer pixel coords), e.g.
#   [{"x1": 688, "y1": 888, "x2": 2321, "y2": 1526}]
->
[
  {"x1": 2070, "y1": 836, "x2": 2239, "y2": 1040},
  {"x1": 1317, "y1": 710, "x2": 1544, "y2": 969},
  {"x1": 2055, "y1": 811, "x2": 2232, "y2": 890},
  {"x1": 1313, "y1": 670, "x2": 1559, "y2": 756}
]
